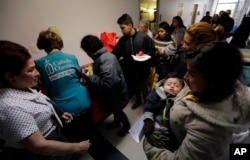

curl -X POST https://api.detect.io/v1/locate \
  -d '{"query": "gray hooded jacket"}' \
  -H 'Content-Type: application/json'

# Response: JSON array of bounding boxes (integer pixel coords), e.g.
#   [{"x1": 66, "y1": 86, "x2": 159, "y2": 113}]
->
[
  {"x1": 143, "y1": 82, "x2": 250, "y2": 160},
  {"x1": 87, "y1": 47, "x2": 129, "y2": 111}
]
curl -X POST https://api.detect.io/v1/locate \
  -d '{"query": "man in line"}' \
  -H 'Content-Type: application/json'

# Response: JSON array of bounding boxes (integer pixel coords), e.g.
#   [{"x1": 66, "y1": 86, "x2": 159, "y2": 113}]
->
[{"x1": 112, "y1": 13, "x2": 155, "y2": 110}]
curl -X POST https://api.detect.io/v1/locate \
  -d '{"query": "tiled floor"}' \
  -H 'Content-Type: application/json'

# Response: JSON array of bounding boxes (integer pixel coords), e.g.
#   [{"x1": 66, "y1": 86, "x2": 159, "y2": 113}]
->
[{"x1": 81, "y1": 98, "x2": 147, "y2": 160}]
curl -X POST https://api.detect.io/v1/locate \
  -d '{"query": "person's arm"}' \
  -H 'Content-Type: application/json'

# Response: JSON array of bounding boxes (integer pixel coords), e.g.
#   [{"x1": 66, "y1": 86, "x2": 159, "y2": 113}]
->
[
  {"x1": 147, "y1": 30, "x2": 153, "y2": 38},
  {"x1": 162, "y1": 43, "x2": 176, "y2": 56},
  {"x1": 1, "y1": 105, "x2": 91, "y2": 156},
  {"x1": 19, "y1": 131, "x2": 90, "y2": 156},
  {"x1": 88, "y1": 55, "x2": 120, "y2": 94}
]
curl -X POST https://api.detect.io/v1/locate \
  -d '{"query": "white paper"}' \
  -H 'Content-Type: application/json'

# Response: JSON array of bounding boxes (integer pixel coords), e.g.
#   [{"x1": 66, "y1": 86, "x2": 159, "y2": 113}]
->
[
  {"x1": 129, "y1": 115, "x2": 161, "y2": 143},
  {"x1": 132, "y1": 55, "x2": 151, "y2": 62},
  {"x1": 129, "y1": 115, "x2": 145, "y2": 143}
]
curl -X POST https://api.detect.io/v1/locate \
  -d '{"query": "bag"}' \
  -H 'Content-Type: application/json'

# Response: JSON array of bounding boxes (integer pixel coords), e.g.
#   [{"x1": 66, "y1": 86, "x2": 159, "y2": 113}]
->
[
  {"x1": 145, "y1": 128, "x2": 179, "y2": 152},
  {"x1": 100, "y1": 32, "x2": 117, "y2": 52}
]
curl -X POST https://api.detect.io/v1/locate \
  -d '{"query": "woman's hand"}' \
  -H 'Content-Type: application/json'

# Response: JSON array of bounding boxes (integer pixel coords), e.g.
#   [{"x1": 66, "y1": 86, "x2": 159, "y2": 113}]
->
[
  {"x1": 77, "y1": 139, "x2": 91, "y2": 155},
  {"x1": 157, "y1": 48, "x2": 164, "y2": 55},
  {"x1": 62, "y1": 112, "x2": 73, "y2": 123}
]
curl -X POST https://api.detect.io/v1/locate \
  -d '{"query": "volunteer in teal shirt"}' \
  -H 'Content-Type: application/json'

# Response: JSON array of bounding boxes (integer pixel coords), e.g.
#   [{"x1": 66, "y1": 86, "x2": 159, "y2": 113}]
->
[
  {"x1": 36, "y1": 27, "x2": 92, "y2": 143},
  {"x1": 36, "y1": 51, "x2": 91, "y2": 115}
]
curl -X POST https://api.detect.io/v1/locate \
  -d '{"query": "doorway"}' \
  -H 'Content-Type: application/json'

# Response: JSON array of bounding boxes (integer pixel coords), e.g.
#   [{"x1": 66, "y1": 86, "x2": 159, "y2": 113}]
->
[{"x1": 139, "y1": 0, "x2": 158, "y2": 34}]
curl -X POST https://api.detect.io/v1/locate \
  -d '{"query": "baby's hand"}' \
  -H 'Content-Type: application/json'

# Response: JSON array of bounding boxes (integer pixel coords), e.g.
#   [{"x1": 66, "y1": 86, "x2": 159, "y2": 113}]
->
[{"x1": 143, "y1": 119, "x2": 155, "y2": 135}]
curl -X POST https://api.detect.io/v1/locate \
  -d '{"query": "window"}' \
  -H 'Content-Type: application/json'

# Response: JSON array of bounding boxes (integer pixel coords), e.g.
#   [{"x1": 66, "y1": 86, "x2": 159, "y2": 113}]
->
[
  {"x1": 215, "y1": 0, "x2": 239, "y2": 16},
  {"x1": 214, "y1": 0, "x2": 248, "y2": 25}
]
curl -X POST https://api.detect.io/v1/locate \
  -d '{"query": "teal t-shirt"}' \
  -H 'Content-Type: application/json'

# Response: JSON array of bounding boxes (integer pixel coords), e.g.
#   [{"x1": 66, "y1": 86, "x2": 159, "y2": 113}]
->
[{"x1": 36, "y1": 51, "x2": 91, "y2": 115}]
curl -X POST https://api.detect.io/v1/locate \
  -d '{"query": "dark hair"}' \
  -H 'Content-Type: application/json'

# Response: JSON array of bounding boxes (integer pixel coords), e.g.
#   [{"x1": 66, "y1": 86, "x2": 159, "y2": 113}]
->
[
  {"x1": 117, "y1": 13, "x2": 134, "y2": 26},
  {"x1": 171, "y1": 16, "x2": 186, "y2": 29},
  {"x1": 164, "y1": 72, "x2": 185, "y2": 88},
  {"x1": 159, "y1": 21, "x2": 171, "y2": 33},
  {"x1": 80, "y1": 35, "x2": 104, "y2": 53},
  {"x1": 185, "y1": 42, "x2": 243, "y2": 102},
  {"x1": 0, "y1": 40, "x2": 31, "y2": 85},
  {"x1": 158, "y1": 21, "x2": 172, "y2": 41},
  {"x1": 37, "y1": 30, "x2": 63, "y2": 53}
]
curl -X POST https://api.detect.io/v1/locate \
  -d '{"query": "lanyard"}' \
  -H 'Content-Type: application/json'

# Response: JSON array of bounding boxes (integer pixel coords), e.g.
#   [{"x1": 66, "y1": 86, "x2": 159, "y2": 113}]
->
[{"x1": 46, "y1": 99, "x2": 63, "y2": 128}]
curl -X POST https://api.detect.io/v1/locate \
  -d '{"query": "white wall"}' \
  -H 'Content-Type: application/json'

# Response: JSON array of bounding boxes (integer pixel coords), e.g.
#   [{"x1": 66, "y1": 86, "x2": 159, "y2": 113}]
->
[{"x1": 0, "y1": 0, "x2": 140, "y2": 65}]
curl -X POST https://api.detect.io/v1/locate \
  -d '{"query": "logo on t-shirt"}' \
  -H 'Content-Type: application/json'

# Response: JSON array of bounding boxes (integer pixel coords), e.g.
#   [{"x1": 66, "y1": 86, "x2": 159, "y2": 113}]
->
[{"x1": 44, "y1": 59, "x2": 75, "y2": 81}]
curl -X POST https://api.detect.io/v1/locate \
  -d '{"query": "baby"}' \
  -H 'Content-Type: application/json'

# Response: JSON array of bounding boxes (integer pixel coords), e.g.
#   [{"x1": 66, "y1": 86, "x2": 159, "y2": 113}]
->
[{"x1": 143, "y1": 72, "x2": 185, "y2": 151}]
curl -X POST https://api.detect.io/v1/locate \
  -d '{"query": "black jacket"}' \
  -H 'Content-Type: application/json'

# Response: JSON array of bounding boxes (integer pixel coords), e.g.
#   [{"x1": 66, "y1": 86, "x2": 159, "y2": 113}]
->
[{"x1": 112, "y1": 30, "x2": 155, "y2": 80}]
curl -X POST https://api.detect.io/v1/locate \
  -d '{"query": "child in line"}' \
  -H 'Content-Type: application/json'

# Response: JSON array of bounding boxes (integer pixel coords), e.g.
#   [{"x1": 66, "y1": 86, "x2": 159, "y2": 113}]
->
[
  {"x1": 143, "y1": 72, "x2": 189, "y2": 151},
  {"x1": 81, "y1": 35, "x2": 131, "y2": 137}
]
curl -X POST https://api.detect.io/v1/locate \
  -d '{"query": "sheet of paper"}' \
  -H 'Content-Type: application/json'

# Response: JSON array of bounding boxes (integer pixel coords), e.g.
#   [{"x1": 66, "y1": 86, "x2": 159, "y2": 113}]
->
[
  {"x1": 131, "y1": 55, "x2": 151, "y2": 62},
  {"x1": 129, "y1": 115, "x2": 145, "y2": 143},
  {"x1": 129, "y1": 115, "x2": 162, "y2": 143}
]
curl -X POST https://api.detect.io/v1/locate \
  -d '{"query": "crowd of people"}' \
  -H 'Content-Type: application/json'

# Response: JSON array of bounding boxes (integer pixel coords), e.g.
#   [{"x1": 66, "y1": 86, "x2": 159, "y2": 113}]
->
[{"x1": 1, "y1": 9, "x2": 250, "y2": 160}]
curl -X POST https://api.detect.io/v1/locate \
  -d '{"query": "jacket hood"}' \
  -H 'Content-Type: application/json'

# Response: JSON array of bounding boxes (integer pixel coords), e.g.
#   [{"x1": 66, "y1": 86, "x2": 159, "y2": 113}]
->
[
  {"x1": 90, "y1": 47, "x2": 107, "y2": 60},
  {"x1": 183, "y1": 81, "x2": 250, "y2": 132},
  {"x1": 154, "y1": 79, "x2": 166, "y2": 99}
]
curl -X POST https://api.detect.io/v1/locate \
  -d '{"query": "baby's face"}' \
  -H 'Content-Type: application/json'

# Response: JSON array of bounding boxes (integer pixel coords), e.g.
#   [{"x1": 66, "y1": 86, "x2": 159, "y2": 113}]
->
[{"x1": 163, "y1": 78, "x2": 183, "y2": 96}]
